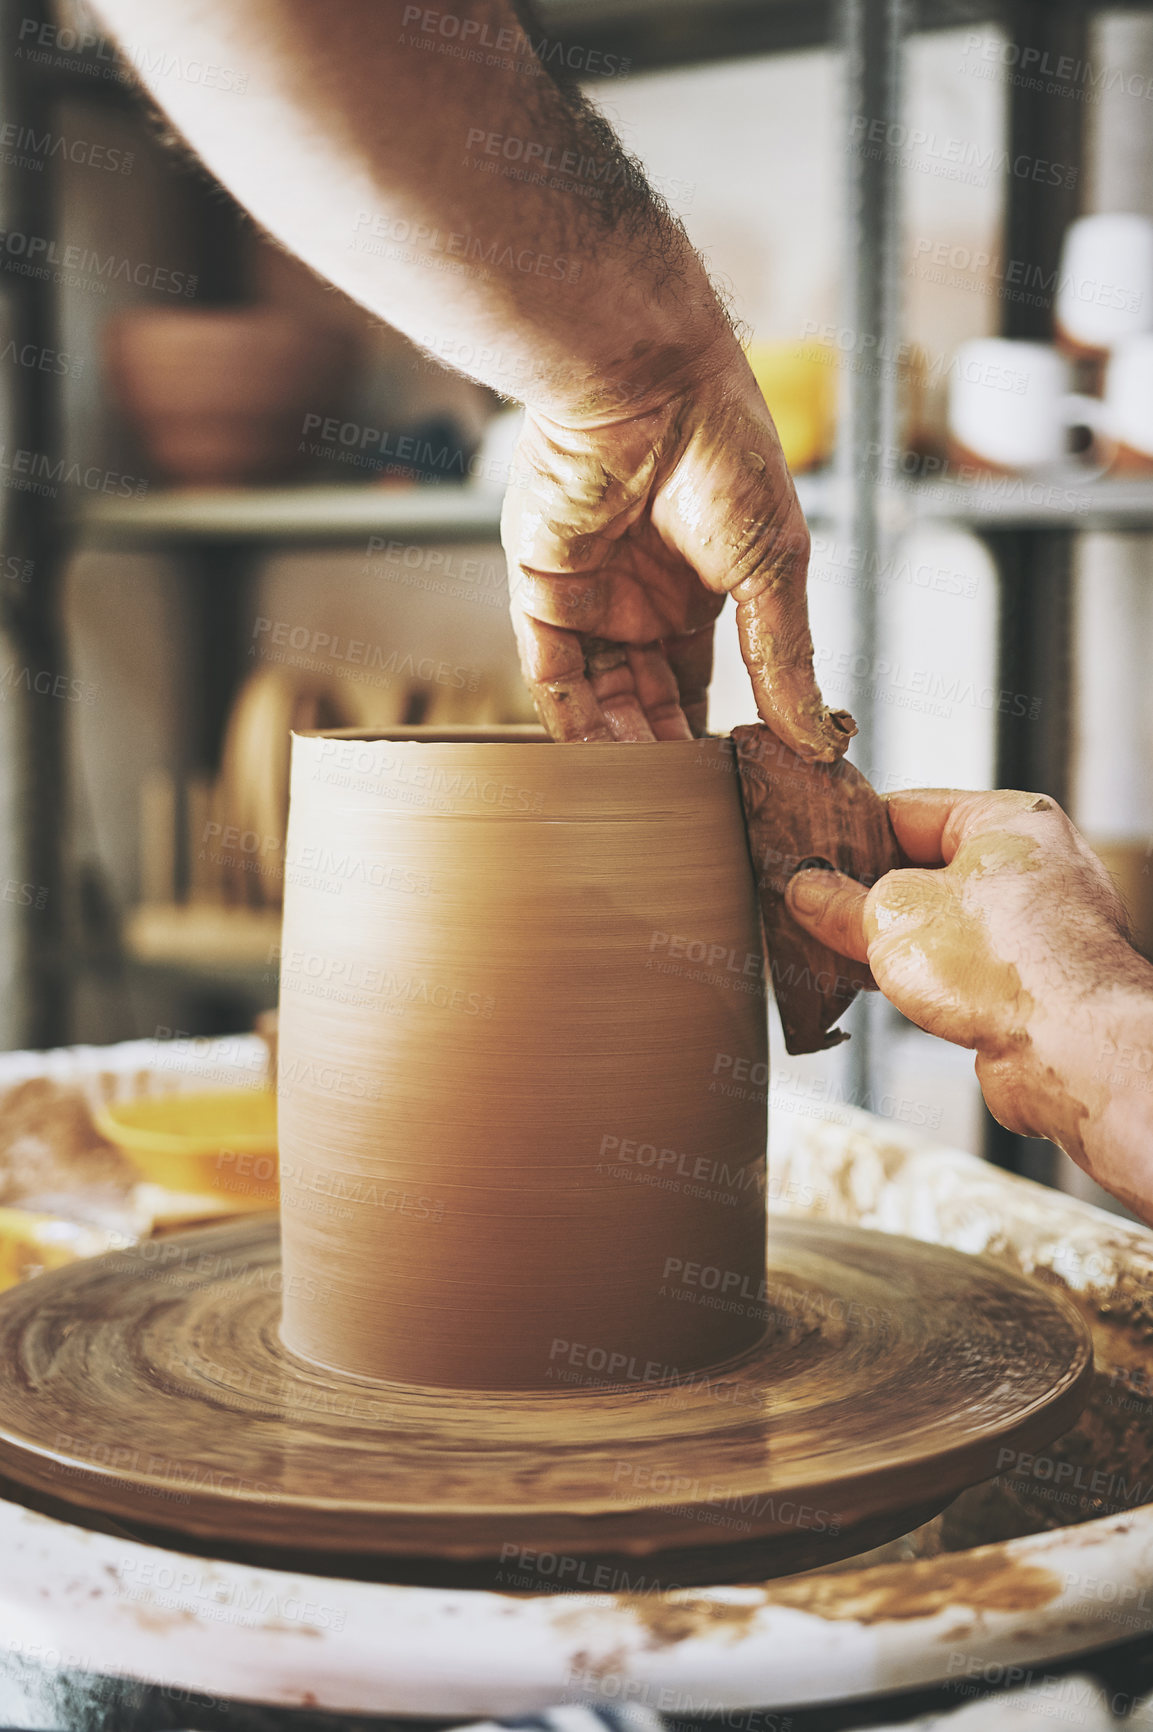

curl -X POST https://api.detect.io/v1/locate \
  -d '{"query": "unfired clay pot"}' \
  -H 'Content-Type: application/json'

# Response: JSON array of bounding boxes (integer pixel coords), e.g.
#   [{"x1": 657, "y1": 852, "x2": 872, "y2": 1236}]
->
[
  {"x1": 104, "y1": 308, "x2": 352, "y2": 486},
  {"x1": 277, "y1": 727, "x2": 769, "y2": 1389}
]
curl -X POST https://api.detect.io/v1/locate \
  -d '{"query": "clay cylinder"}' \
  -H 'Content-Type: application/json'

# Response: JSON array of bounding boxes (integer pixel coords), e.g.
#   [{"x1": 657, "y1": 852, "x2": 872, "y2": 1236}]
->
[{"x1": 278, "y1": 728, "x2": 768, "y2": 1390}]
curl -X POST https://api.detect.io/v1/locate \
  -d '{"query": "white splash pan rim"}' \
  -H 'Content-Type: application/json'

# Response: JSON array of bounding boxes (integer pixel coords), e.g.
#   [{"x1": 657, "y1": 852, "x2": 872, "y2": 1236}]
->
[
  {"x1": 3, "y1": 1499, "x2": 1151, "y2": 1717},
  {"x1": 0, "y1": 1035, "x2": 1150, "y2": 1717}
]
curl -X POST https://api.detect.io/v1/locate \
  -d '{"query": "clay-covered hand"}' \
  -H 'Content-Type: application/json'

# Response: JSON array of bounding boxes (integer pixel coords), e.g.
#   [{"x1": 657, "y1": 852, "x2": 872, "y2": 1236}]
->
[
  {"x1": 784, "y1": 788, "x2": 1153, "y2": 1211},
  {"x1": 502, "y1": 349, "x2": 857, "y2": 756}
]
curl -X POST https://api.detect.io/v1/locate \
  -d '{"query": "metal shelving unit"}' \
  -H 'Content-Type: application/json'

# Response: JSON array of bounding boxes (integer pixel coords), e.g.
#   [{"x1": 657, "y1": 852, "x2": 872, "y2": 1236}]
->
[
  {"x1": 895, "y1": 476, "x2": 1153, "y2": 529},
  {"x1": 0, "y1": 0, "x2": 71, "y2": 1049},
  {"x1": 3, "y1": 0, "x2": 1152, "y2": 1156}
]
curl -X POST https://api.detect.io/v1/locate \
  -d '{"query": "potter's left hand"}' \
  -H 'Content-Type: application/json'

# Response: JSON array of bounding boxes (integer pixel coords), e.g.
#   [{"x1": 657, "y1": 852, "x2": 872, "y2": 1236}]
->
[
  {"x1": 784, "y1": 787, "x2": 1153, "y2": 1222},
  {"x1": 503, "y1": 348, "x2": 857, "y2": 755}
]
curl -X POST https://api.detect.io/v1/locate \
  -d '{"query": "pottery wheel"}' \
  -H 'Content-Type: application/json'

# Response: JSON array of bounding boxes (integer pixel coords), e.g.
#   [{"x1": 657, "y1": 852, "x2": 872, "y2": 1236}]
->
[{"x1": 0, "y1": 1216, "x2": 1091, "y2": 1585}]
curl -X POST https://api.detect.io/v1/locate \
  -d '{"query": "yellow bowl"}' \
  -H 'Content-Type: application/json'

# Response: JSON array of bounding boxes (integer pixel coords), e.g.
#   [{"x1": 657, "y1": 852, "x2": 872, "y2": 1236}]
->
[{"x1": 93, "y1": 1089, "x2": 279, "y2": 1206}]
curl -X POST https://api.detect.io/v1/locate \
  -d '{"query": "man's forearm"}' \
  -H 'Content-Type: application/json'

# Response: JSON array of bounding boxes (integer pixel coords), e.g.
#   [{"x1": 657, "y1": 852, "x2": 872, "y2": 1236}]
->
[
  {"x1": 994, "y1": 949, "x2": 1153, "y2": 1221},
  {"x1": 92, "y1": 0, "x2": 736, "y2": 420},
  {"x1": 1073, "y1": 974, "x2": 1153, "y2": 1220}
]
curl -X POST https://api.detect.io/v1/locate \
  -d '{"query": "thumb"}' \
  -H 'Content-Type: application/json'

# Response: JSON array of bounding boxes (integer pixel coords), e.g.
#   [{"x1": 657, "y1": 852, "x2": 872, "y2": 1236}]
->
[{"x1": 785, "y1": 867, "x2": 870, "y2": 963}]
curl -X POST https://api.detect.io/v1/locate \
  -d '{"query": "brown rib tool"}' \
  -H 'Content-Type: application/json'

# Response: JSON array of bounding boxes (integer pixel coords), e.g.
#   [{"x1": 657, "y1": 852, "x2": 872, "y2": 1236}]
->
[{"x1": 732, "y1": 723, "x2": 901, "y2": 1055}]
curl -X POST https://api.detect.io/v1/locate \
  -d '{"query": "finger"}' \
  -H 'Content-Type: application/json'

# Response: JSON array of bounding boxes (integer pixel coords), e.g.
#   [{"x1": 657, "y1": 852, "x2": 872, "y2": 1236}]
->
[
  {"x1": 785, "y1": 868, "x2": 870, "y2": 963},
  {"x1": 863, "y1": 867, "x2": 982, "y2": 1046},
  {"x1": 510, "y1": 568, "x2": 612, "y2": 635},
  {"x1": 584, "y1": 641, "x2": 657, "y2": 741},
  {"x1": 654, "y1": 415, "x2": 854, "y2": 762},
  {"x1": 509, "y1": 608, "x2": 612, "y2": 742},
  {"x1": 661, "y1": 627, "x2": 714, "y2": 738},
  {"x1": 624, "y1": 643, "x2": 692, "y2": 741},
  {"x1": 885, "y1": 788, "x2": 1053, "y2": 866},
  {"x1": 734, "y1": 570, "x2": 858, "y2": 765},
  {"x1": 884, "y1": 789, "x2": 974, "y2": 865}
]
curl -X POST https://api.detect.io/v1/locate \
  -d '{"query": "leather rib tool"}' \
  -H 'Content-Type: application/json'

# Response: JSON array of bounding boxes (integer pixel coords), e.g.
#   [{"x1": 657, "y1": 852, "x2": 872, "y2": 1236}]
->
[{"x1": 732, "y1": 723, "x2": 902, "y2": 1055}]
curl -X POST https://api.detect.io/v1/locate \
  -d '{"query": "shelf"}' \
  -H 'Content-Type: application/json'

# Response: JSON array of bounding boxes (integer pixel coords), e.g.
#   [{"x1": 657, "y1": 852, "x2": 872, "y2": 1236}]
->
[
  {"x1": 795, "y1": 473, "x2": 1153, "y2": 532},
  {"x1": 26, "y1": 0, "x2": 1139, "y2": 109},
  {"x1": 74, "y1": 474, "x2": 1153, "y2": 553},
  {"x1": 125, "y1": 904, "x2": 281, "y2": 971},
  {"x1": 75, "y1": 485, "x2": 504, "y2": 548},
  {"x1": 911, "y1": 476, "x2": 1153, "y2": 531},
  {"x1": 537, "y1": 0, "x2": 1060, "y2": 70},
  {"x1": 24, "y1": 0, "x2": 1008, "y2": 105}
]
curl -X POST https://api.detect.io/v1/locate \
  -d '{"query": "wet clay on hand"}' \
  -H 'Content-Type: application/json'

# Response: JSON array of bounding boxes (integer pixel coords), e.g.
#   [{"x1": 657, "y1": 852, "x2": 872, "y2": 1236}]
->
[
  {"x1": 785, "y1": 786, "x2": 1153, "y2": 1218},
  {"x1": 732, "y1": 724, "x2": 900, "y2": 1054},
  {"x1": 505, "y1": 355, "x2": 856, "y2": 758}
]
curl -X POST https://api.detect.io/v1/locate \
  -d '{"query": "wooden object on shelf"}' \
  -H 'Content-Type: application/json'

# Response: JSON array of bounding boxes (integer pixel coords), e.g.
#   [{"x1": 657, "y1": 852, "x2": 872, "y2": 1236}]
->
[
  {"x1": 214, "y1": 668, "x2": 387, "y2": 909},
  {"x1": 125, "y1": 903, "x2": 281, "y2": 969},
  {"x1": 733, "y1": 724, "x2": 901, "y2": 1055},
  {"x1": 128, "y1": 670, "x2": 520, "y2": 976},
  {"x1": 211, "y1": 668, "x2": 513, "y2": 910}
]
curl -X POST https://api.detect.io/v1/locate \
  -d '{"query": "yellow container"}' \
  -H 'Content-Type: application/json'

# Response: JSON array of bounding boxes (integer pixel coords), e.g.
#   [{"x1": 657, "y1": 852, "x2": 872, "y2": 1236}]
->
[
  {"x1": 746, "y1": 340, "x2": 838, "y2": 474},
  {"x1": 0, "y1": 1207, "x2": 121, "y2": 1292},
  {"x1": 94, "y1": 1089, "x2": 278, "y2": 1207}
]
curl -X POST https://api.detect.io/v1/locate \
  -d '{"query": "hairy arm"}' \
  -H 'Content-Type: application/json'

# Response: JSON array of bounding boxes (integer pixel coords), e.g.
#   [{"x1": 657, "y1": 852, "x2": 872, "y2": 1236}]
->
[
  {"x1": 95, "y1": 0, "x2": 720, "y2": 415},
  {"x1": 93, "y1": 0, "x2": 852, "y2": 752}
]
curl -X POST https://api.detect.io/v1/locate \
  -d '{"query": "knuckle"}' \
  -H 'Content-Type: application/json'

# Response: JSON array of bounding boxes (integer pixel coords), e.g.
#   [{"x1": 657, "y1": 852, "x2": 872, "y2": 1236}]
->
[
  {"x1": 871, "y1": 869, "x2": 928, "y2": 923},
  {"x1": 728, "y1": 502, "x2": 809, "y2": 594}
]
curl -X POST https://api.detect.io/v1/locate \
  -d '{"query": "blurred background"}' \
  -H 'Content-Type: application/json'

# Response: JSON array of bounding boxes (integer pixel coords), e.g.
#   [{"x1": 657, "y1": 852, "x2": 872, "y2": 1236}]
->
[{"x1": 1, "y1": 0, "x2": 1151, "y2": 1211}]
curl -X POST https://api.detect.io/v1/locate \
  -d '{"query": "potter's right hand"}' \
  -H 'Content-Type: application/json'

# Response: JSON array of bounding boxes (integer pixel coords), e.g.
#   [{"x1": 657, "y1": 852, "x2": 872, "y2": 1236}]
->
[
  {"x1": 784, "y1": 788, "x2": 1153, "y2": 1222},
  {"x1": 86, "y1": 0, "x2": 849, "y2": 758}
]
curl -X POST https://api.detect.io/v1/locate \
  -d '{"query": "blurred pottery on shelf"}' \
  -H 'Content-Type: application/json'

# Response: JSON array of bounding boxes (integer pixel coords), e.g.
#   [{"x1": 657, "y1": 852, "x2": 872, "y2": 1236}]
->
[
  {"x1": 1095, "y1": 334, "x2": 1153, "y2": 473},
  {"x1": 747, "y1": 341, "x2": 837, "y2": 473},
  {"x1": 948, "y1": 334, "x2": 1153, "y2": 478},
  {"x1": 946, "y1": 338, "x2": 1104, "y2": 476},
  {"x1": 748, "y1": 339, "x2": 929, "y2": 472},
  {"x1": 1055, "y1": 214, "x2": 1153, "y2": 363},
  {"x1": 104, "y1": 308, "x2": 353, "y2": 487}
]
